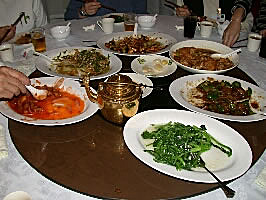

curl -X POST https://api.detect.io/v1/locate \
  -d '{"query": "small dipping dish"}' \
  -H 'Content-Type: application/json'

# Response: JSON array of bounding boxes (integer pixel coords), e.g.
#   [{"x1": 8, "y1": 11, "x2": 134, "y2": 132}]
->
[
  {"x1": 137, "y1": 15, "x2": 156, "y2": 29},
  {"x1": 50, "y1": 25, "x2": 70, "y2": 40}
]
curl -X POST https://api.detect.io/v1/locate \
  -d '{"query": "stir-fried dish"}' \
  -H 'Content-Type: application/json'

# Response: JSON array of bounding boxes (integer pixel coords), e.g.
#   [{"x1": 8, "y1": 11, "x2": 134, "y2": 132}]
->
[
  {"x1": 104, "y1": 35, "x2": 168, "y2": 54},
  {"x1": 51, "y1": 49, "x2": 110, "y2": 77},
  {"x1": 172, "y1": 47, "x2": 234, "y2": 71},
  {"x1": 8, "y1": 84, "x2": 85, "y2": 120},
  {"x1": 187, "y1": 78, "x2": 254, "y2": 116},
  {"x1": 142, "y1": 122, "x2": 232, "y2": 170}
]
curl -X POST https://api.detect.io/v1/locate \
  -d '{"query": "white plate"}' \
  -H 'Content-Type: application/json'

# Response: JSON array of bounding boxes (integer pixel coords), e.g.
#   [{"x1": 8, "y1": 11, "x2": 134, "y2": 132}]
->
[
  {"x1": 35, "y1": 47, "x2": 122, "y2": 80},
  {"x1": 0, "y1": 77, "x2": 99, "y2": 126},
  {"x1": 169, "y1": 74, "x2": 266, "y2": 122},
  {"x1": 123, "y1": 109, "x2": 252, "y2": 183},
  {"x1": 103, "y1": 13, "x2": 124, "y2": 25},
  {"x1": 120, "y1": 73, "x2": 153, "y2": 98},
  {"x1": 97, "y1": 31, "x2": 177, "y2": 56},
  {"x1": 169, "y1": 40, "x2": 239, "y2": 74},
  {"x1": 131, "y1": 55, "x2": 177, "y2": 77}
]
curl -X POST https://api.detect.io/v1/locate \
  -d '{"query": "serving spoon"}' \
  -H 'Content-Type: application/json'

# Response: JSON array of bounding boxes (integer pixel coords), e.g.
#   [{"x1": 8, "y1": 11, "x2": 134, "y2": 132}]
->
[
  {"x1": 199, "y1": 157, "x2": 235, "y2": 198},
  {"x1": 211, "y1": 48, "x2": 241, "y2": 59},
  {"x1": 25, "y1": 85, "x2": 48, "y2": 100}
]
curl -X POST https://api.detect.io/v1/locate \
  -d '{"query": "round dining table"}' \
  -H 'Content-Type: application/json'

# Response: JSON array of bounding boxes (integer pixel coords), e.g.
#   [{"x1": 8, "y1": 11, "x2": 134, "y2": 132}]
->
[{"x1": 0, "y1": 15, "x2": 266, "y2": 200}]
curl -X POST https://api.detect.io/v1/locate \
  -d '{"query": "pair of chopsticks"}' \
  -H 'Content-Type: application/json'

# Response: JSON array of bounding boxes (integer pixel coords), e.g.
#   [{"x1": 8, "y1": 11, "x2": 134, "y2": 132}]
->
[
  {"x1": 79, "y1": 0, "x2": 116, "y2": 12},
  {"x1": 0, "y1": 12, "x2": 25, "y2": 45},
  {"x1": 164, "y1": 0, "x2": 181, "y2": 10}
]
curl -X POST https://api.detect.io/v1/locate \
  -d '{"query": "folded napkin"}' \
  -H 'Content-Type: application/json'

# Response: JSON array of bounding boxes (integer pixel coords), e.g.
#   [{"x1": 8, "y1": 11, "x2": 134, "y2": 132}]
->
[
  {"x1": 83, "y1": 24, "x2": 96, "y2": 32},
  {"x1": 175, "y1": 25, "x2": 184, "y2": 31},
  {"x1": 0, "y1": 124, "x2": 8, "y2": 160},
  {"x1": 255, "y1": 165, "x2": 266, "y2": 190}
]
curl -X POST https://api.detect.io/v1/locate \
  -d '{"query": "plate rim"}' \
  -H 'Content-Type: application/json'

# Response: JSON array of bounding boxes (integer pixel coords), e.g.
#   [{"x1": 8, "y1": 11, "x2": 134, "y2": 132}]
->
[
  {"x1": 123, "y1": 109, "x2": 253, "y2": 183},
  {"x1": 97, "y1": 31, "x2": 177, "y2": 56},
  {"x1": 35, "y1": 46, "x2": 122, "y2": 80},
  {"x1": 0, "y1": 77, "x2": 99, "y2": 126},
  {"x1": 169, "y1": 74, "x2": 266, "y2": 122}
]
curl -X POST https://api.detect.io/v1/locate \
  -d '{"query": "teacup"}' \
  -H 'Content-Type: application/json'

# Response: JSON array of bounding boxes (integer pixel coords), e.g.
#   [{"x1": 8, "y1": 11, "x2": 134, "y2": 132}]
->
[
  {"x1": 199, "y1": 21, "x2": 213, "y2": 38},
  {"x1": 247, "y1": 33, "x2": 262, "y2": 52},
  {"x1": 97, "y1": 18, "x2": 115, "y2": 34}
]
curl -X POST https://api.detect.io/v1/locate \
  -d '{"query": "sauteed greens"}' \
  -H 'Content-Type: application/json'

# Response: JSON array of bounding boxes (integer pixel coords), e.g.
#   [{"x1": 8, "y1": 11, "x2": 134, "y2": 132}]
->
[{"x1": 141, "y1": 122, "x2": 232, "y2": 170}]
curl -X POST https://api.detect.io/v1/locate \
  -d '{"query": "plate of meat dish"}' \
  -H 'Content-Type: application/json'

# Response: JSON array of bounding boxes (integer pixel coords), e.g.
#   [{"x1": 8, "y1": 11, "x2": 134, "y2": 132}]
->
[
  {"x1": 36, "y1": 47, "x2": 122, "y2": 80},
  {"x1": 169, "y1": 74, "x2": 266, "y2": 122},
  {"x1": 123, "y1": 109, "x2": 252, "y2": 182},
  {"x1": 169, "y1": 40, "x2": 239, "y2": 74},
  {"x1": 97, "y1": 31, "x2": 177, "y2": 56},
  {"x1": 0, "y1": 77, "x2": 99, "y2": 126}
]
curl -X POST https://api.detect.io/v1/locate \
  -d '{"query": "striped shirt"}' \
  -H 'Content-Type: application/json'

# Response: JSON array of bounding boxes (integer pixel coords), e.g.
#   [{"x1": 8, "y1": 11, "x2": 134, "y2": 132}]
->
[{"x1": 234, "y1": 0, "x2": 266, "y2": 32}]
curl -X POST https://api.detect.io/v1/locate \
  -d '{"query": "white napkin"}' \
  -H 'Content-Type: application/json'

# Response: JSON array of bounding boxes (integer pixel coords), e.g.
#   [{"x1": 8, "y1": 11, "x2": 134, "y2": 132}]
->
[
  {"x1": 83, "y1": 24, "x2": 95, "y2": 32},
  {"x1": 255, "y1": 166, "x2": 266, "y2": 190},
  {"x1": 175, "y1": 25, "x2": 184, "y2": 31},
  {"x1": 0, "y1": 123, "x2": 8, "y2": 159}
]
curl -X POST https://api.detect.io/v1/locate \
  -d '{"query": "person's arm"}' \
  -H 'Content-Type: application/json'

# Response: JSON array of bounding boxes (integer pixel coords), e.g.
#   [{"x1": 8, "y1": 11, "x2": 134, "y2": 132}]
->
[
  {"x1": 0, "y1": 26, "x2": 16, "y2": 42},
  {"x1": 223, "y1": 0, "x2": 252, "y2": 47},
  {"x1": 64, "y1": 0, "x2": 101, "y2": 20},
  {"x1": 0, "y1": 66, "x2": 30, "y2": 99}
]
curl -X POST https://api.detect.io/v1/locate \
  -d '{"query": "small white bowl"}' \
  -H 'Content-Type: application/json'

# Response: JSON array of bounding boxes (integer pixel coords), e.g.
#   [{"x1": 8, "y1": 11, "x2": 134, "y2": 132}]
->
[
  {"x1": 50, "y1": 26, "x2": 70, "y2": 40},
  {"x1": 137, "y1": 15, "x2": 156, "y2": 29}
]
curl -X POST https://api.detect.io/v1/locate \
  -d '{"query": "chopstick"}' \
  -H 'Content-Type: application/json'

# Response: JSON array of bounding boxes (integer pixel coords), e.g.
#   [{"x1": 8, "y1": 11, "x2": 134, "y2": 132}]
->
[
  {"x1": 235, "y1": 38, "x2": 248, "y2": 44},
  {"x1": 0, "y1": 12, "x2": 25, "y2": 44},
  {"x1": 79, "y1": 0, "x2": 117, "y2": 12},
  {"x1": 164, "y1": 0, "x2": 181, "y2": 8},
  {"x1": 164, "y1": 3, "x2": 175, "y2": 11}
]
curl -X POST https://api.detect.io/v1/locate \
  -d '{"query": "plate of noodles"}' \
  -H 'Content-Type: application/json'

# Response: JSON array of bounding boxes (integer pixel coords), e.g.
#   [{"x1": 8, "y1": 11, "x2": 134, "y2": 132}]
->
[
  {"x1": 169, "y1": 40, "x2": 239, "y2": 74},
  {"x1": 0, "y1": 77, "x2": 99, "y2": 126},
  {"x1": 97, "y1": 31, "x2": 177, "y2": 56},
  {"x1": 36, "y1": 47, "x2": 122, "y2": 80}
]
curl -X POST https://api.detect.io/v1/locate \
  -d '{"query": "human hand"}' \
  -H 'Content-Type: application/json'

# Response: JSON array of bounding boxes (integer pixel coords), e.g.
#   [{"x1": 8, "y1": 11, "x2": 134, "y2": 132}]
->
[
  {"x1": 260, "y1": 29, "x2": 266, "y2": 37},
  {"x1": 222, "y1": 20, "x2": 241, "y2": 47},
  {"x1": 176, "y1": 5, "x2": 191, "y2": 17},
  {"x1": 0, "y1": 26, "x2": 16, "y2": 42},
  {"x1": 83, "y1": 0, "x2": 101, "y2": 16},
  {"x1": 0, "y1": 66, "x2": 30, "y2": 99}
]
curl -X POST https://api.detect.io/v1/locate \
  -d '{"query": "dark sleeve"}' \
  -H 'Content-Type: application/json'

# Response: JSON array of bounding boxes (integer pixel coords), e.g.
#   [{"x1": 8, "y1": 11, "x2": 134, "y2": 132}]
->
[
  {"x1": 64, "y1": 0, "x2": 83, "y2": 20},
  {"x1": 133, "y1": 0, "x2": 147, "y2": 14},
  {"x1": 232, "y1": 0, "x2": 252, "y2": 17}
]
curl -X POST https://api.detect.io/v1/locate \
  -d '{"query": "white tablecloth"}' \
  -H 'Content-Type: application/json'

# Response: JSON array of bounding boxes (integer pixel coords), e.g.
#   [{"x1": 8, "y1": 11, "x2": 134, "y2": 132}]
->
[{"x1": 0, "y1": 15, "x2": 266, "y2": 200}]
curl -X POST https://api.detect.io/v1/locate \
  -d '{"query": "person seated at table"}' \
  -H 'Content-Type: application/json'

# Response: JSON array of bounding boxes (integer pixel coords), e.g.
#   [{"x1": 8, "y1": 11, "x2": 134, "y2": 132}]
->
[
  {"x1": 223, "y1": 0, "x2": 266, "y2": 47},
  {"x1": 0, "y1": 66, "x2": 30, "y2": 99},
  {"x1": 0, "y1": 26, "x2": 16, "y2": 43},
  {"x1": 64, "y1": 0, "x2": 147, "y2": 20},
  {"x1": 0, "y1": 0, "x2": 47, "y2": 33}
]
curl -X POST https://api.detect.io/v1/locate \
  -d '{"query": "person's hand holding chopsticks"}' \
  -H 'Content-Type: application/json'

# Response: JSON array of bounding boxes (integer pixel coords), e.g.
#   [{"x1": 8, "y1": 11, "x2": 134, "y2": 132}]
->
[
  {"x1": 0, "y1": 26, "x2": 16, "y2": 43},
  {"x1": 78, "y1": 0, "x2": 101, "y2": 17}
]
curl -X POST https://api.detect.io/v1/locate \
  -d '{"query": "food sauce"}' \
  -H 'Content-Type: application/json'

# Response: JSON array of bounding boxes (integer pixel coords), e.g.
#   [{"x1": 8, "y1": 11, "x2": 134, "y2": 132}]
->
[{"x1": 8, "y1": 89, "x2": 85, "y2": 120}]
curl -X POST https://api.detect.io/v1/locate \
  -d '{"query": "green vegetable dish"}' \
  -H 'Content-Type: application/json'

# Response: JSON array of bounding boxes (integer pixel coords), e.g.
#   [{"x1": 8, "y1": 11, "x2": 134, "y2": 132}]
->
[
  {"x1": 51, "y1": 49, "x2": 110, "y2": 77},
  {"x1": 141, "y1": 122, "x2": 232, "y2": 171}
]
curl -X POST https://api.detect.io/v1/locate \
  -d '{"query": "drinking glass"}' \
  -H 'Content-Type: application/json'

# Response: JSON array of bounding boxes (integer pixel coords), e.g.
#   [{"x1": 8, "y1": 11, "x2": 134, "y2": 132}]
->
[{"x1": 31, "y1": 27, "x2": 46, "y2": 52}]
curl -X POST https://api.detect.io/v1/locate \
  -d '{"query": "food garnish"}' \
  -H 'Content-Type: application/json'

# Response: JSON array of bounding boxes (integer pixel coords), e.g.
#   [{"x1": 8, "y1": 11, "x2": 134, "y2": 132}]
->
[
  {"x1": 172, "y1": 47, "x2": 234, "y2": 71},
  {"x1": 51, "y1": 49, "x2": 110, "y2": 77},
  {"x1": 104, "y1": 35, "x2": 168, "y2": 54},
  {"x1": 108, "y1": 15, "x2": 124, "y2": 23},
  {"x1": 141, "y1": 122, "x2": 232, "y2": 170},
  {"x1": 187, "y1": 78, "x2": 254, "y2": 116}
]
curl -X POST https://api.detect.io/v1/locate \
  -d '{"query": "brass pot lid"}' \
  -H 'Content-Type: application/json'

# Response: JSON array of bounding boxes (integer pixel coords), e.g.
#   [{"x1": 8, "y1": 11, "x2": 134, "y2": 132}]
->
[{"x1": 99, "y1": 74, "x2": 142, "y2": 102}]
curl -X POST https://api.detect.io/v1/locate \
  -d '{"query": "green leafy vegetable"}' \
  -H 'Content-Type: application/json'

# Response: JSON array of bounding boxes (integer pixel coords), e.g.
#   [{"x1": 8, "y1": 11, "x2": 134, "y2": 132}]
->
[{"x1": 141, "y1": 122, "x2": 232, "y2": 171}]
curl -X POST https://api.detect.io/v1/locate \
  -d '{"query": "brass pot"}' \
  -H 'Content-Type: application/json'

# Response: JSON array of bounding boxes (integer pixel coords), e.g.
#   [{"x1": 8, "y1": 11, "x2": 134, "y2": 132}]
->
[{"x1": 82, "y1": 74, "x2": 142, "y2": 124}]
